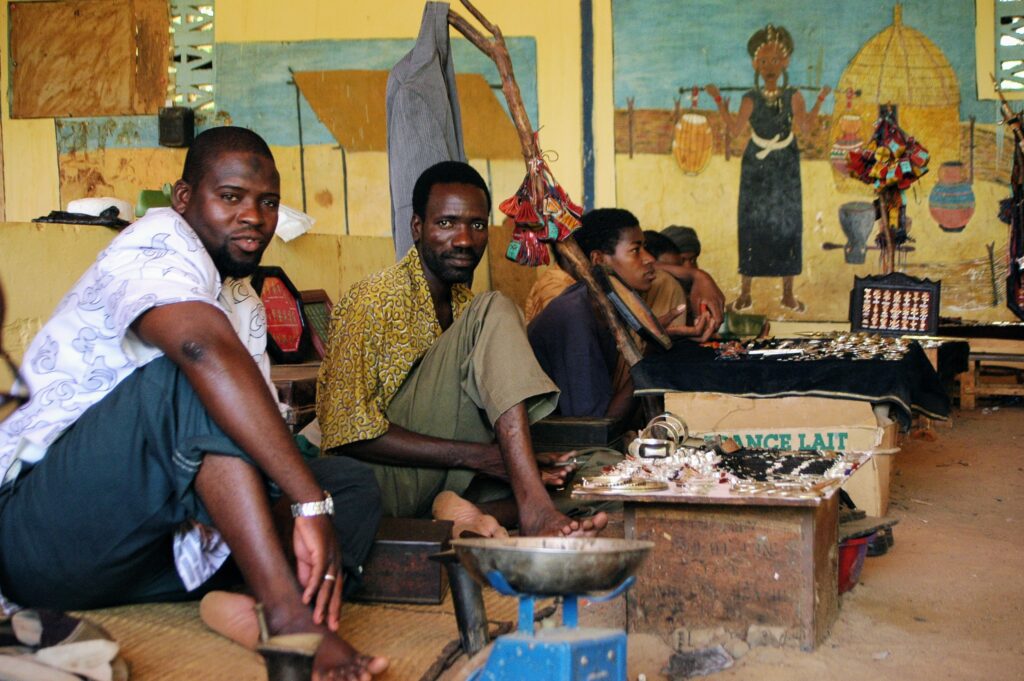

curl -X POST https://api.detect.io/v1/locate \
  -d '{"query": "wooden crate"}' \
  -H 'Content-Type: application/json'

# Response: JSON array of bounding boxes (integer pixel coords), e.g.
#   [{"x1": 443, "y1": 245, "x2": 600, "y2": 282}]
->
[
  {"x1": 270, "y1": 363, "x2": 320, "y2": 432},
  {"x1": 623, "y1": 494, "x2": 838, "y2": 651},
  {"x1": 352, "y1": 518, "x2": 453, "y2": 605}
]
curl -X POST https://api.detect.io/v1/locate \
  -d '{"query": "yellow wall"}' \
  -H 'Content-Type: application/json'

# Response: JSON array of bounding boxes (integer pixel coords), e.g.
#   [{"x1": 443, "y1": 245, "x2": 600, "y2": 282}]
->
[
  {"x1": 0, "y1": 221, "x2": 401, "y2": 361},
  {"x1": 1, "y1": 0, "x2": 1014, "y2": 335},
  {"x1": 0, "y1": 0, "x2": 596, "y2": 345}
]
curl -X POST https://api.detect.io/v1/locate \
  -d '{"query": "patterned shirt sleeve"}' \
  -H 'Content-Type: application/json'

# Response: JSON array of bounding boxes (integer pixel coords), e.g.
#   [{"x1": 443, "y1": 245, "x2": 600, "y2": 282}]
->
[
  {"x1": 316, "y1": 288, "x2": 389, "y2": 450},
  {"x1": 95, "y1": 215, "x2": 221, "y2": 366}
]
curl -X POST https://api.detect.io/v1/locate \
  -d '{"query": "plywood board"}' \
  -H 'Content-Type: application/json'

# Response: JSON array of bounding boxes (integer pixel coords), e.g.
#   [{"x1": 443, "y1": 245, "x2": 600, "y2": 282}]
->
[
  {"x1": 131, "y1": 0, "x2": 171, "y2": 114},
  {"x1": 10, "y1": 0, "x2": 168, "y2": 118},
  {"x1": 293, "y1": 70, "x2": 520, "y2": 159}
]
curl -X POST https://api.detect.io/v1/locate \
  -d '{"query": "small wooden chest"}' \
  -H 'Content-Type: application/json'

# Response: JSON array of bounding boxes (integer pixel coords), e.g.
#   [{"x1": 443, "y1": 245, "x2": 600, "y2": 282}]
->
[
  {"x1": 529, "y1": 415, "x2": 627, "y2": 453},
  {"x1": 352, "y1": 518, "x2": 454, "y2": 605},
  {"x1": 270, "y1": 363, "x2": 319, "y2": 432}
]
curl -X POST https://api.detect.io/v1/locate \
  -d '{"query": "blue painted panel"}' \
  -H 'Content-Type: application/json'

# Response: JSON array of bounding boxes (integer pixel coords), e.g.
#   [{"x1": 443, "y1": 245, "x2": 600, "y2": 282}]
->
[
  {"x1": 612, "y1": 0, "x2": 983, "y2": 121},
  {"x1": 216, "y1": 37, "x2": 538, "y2": 146},
  {"x1": 57, "y1": 36, "x2": 537, "y2": 152}
]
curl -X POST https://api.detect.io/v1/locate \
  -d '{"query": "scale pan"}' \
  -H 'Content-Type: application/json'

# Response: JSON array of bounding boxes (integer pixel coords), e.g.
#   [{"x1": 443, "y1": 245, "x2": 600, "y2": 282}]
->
[{"x1": 451, "y1": 536, "x2": 653, "y2": 596}]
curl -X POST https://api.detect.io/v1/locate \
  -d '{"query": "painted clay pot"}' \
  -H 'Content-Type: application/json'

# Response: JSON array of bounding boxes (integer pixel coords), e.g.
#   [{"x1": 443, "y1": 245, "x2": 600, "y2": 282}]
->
[
  {"x1": 672, "y1": 113, "x2": 713, "y2": 176},
  {"x1": 838, "y1": 201, "x2": 875, "y2": 264},
  {"x1": 929, "y1": 161, "x2": 975, "y2": 233},
  {"x1": 830, "y1": 114, "x2": 863, "y2": 177}
]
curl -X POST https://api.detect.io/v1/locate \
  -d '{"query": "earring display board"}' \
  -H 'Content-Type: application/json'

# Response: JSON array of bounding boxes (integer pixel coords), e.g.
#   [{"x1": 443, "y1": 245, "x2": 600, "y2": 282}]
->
[
  {"x1": 252, "y1": 267, "x2": 313, "y2": 364},
  {"x1": 300, "y1": 289, "x2": 334, "y2": 359},
  {"x1": 850, "y1": 272, "x2": 941, "y2": 336}
]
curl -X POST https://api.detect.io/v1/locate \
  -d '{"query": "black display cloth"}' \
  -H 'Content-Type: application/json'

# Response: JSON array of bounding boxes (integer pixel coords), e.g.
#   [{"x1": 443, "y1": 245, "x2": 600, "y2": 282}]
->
[
  {"x1": 932, "y1": 340, "x2": 970, "y2": 380},
  {"x1": 632, "y1": 340, "x2": 950, "y2": 428}
]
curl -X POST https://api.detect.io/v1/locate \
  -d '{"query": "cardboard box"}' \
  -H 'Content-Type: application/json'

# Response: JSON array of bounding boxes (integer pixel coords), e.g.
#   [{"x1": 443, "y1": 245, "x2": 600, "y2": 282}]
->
[
  {"x1": 842, "y1": 452, "x2": 893, "y2": 516},
  {"x1": 663, "y1": 392, "x2": 898, "y2": 515},
  {"x1": 664, "y1": 393, "x2": 897, "y2": 452}
]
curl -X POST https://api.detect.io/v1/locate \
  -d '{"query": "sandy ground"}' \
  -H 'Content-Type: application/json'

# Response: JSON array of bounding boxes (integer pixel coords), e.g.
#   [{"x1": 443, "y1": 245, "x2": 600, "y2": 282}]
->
[
  {"x1": 623, "y1": 403, "x2": 1024, "y2": 681},
  {"x1": 444, "y1": 402, "x2": 1023, "y2": 681}
]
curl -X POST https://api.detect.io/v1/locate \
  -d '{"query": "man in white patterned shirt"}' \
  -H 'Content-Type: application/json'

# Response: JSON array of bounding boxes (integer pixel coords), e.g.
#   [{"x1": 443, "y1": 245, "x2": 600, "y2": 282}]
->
[{"x1": 0, "y1": 127, "x2": 388, "y2": 679}]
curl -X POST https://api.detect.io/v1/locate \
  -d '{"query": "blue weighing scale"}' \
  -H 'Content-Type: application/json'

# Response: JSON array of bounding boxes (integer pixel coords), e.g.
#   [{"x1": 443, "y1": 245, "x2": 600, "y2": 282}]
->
[{"x1": 451, "y1": 537, "x2": 653, "y2": 681}]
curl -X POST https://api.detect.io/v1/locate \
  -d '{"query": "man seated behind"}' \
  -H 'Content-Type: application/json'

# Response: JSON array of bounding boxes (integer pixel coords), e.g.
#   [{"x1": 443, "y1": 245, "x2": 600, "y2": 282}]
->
[
  {"x1": 0, "y1": 127, "x2": 387, "y2": 680},
  {"x1": 649, "y1": 225, "x2": 703, "y2": 296},
  {"x1": 316, "y1": 161, "x2": 607, "y2": 538},
  {"x1": 528, "y1": 209, "x2": 717, "y2": 421},
  {"x1": 526, "y1": 226, "x2": 721, "y2": 327}
]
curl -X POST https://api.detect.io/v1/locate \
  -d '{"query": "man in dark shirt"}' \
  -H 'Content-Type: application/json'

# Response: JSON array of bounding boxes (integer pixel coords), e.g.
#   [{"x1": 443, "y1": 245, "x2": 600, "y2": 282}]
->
[{"x1": 529, "y1": 209, "x2": 717, "y2": 420}]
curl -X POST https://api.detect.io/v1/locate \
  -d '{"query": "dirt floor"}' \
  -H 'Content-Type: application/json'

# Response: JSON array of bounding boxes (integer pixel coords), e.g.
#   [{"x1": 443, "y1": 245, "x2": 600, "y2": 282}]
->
[{"x1": 619, "y1": 402, "x2": 1024, "y2": 681}]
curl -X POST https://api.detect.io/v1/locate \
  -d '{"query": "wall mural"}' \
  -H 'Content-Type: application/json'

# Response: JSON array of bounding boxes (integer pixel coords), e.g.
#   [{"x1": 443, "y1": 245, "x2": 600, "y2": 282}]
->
[
  {"x1": 613, "y1": 0, "x2": 1016, "y2": 322},
  {"x1": 706, "y1": 25, "x2": 831, "y2": 312},
  {"x1": 54, "y1": 36, "x2": 537, "y2": 239}
]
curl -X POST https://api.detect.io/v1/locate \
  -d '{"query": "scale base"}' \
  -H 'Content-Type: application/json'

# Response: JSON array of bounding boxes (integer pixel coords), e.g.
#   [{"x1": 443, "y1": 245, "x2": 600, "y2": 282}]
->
[{"x1": 469, "y1": 627, "x2": 626, "y2": 681}]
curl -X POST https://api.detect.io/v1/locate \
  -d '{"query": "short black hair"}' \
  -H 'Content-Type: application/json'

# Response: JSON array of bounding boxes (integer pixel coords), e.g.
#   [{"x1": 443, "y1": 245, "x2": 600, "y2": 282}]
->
[
  {"x1": 575, "y1": 208, "x2": 640, "y2": 257},
  {"x1": 643, "y1": 230, "x2": 680, "y2": 259},
  {"x1": 181, "y1": 126, "x2": 275, "y2": 186},
  {"x1": 412, "y1": 161, "x2": 491, "y2": 219}
]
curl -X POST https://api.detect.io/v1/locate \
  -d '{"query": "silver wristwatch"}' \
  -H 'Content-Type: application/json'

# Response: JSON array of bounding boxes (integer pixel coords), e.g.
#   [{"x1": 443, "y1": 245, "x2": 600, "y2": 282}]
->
[{"x1": 291, "y1": 491, "x2": 334, "y2": 518}]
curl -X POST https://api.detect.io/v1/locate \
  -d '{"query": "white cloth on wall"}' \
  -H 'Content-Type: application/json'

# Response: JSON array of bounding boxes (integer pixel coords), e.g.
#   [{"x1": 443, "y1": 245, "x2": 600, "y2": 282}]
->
[{"x1": 386, "y1": 1, "x2": 467, "y2": 260}]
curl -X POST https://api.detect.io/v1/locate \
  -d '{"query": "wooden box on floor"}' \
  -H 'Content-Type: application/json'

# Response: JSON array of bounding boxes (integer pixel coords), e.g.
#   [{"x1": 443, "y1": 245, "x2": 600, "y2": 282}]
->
[
  {"x1": 352, "y1": 518, "x2": 453, "y2": 605},
  {"x1": 623, "y1": 494, "x2": 839, "y2": 651}
]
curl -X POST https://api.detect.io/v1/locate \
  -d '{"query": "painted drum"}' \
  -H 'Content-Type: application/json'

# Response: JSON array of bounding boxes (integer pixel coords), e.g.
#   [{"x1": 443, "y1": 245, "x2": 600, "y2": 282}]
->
[
  {"x1": 929, "y1": 161, "x2": 975, "y2": 233},
  {"x1": 672, "y1": 113, "x2": 713, "y2": 176}
]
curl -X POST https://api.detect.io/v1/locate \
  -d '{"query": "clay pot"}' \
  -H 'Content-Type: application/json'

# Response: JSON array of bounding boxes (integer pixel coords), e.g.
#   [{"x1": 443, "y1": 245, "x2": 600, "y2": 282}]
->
[
  {"x1": 929, "y1": 161, "x2": 975, "y2": 232},
  {"x1": 830, "y1": 115, "x2": 863, "y2": 177},
  {"x1": 838, "y1": 201, "x2": 876, "y2": 264}
]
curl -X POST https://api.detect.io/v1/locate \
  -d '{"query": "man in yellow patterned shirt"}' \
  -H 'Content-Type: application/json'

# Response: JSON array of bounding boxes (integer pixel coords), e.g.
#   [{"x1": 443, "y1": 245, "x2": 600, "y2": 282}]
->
[{"x1": 317, "y1": 161, "x2": 607, "y2": 537}]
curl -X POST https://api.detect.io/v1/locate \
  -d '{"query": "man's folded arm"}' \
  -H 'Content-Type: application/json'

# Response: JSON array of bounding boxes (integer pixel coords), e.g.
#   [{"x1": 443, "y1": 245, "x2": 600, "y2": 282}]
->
[{"x1": 131, "y1": 301, "x2": 324, "y2": 504}]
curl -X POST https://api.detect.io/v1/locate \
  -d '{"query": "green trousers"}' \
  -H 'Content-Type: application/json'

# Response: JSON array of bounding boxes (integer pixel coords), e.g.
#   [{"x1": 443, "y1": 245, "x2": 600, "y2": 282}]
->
[{"x1": 372, "y1": 292, "x2": 560, "y2": 518}]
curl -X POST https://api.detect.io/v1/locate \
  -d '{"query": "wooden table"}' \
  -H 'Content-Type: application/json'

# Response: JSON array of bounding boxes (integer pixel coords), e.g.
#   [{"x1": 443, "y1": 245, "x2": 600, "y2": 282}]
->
[
  {"x1": 575, "y1": 483, "x2": 842, "y2": 651},
  {"x1": 956, "y1": 337, "x2": 1024, "y2": 409}
]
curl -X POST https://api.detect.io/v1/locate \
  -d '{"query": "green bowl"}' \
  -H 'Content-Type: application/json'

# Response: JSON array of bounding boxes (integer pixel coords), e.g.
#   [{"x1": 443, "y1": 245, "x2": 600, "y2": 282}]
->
[{"x1": 719, "y1": 311, "x2": 766, "y2": 339}]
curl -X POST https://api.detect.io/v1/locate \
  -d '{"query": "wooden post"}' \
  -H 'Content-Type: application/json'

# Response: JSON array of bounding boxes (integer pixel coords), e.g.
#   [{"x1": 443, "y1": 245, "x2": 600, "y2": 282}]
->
[
  {"x1": 877, "y1": 187, "x2": 898, "y2": 275},
  {"x1": 448, "y1": 1, "x2": 644, "y2": 366}
]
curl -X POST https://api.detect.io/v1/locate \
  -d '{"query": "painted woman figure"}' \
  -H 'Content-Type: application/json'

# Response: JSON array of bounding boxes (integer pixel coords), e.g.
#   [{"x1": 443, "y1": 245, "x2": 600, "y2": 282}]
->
[{"x1": 707, "y1": 24, "x2": 829, "y2": 311}]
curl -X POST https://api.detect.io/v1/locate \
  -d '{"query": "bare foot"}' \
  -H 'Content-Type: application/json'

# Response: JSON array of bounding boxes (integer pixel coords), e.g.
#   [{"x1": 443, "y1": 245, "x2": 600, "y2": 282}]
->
[
  {"x1": 200, "y1": 591, "x2": 389, "y2": 680},
  {"x1": 730, "y1": 294, "x2": 752, "y2": 311},
  {"x1": 200, "y1": 591, "x2": 260, "y2": 649},
  {"x1": 780, "y1": 294, "x2": 805, "y2": 312},
  {"x1": 433, "y1": 491, "x2": 509, "y2": 539},
  {"x1": 520, "y1": 507, "x2": 609, "y2": 537},
  {"x1": 269, "y1": 608, "x2": 388, "y2": 681}
]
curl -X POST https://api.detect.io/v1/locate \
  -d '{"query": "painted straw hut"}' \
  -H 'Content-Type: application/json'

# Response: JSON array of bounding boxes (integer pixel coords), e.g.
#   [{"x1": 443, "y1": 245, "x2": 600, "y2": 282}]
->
[{"x1": 829, "y1": 4, "x2": 961, "y2": 192}]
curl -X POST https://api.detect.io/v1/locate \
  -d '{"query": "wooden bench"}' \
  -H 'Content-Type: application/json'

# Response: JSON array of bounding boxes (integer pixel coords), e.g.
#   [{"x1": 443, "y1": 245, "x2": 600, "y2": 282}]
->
[{"x1": 954, "y1": 336, "x2": 1024, "y2": 409}]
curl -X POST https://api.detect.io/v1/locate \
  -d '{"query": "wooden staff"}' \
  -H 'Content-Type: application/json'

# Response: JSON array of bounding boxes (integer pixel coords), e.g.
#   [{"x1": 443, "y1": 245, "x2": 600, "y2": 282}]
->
[
  {"x1": 877, "y1": 187, "x2": 898, "y2": 275},
  {"x1": 448, "y1": 0, "x2": 644, "y2": 366}
]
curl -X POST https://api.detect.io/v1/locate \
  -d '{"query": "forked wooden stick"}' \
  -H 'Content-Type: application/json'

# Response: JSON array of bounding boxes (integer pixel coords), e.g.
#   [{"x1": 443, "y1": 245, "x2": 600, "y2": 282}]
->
[{"x1": 447, "y1": 0, "x2": 644, "y2": 365}]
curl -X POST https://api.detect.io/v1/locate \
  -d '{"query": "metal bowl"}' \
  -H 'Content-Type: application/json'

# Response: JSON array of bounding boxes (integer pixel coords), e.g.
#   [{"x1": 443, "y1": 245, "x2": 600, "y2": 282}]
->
[{"x1": 451, "y1": 536, "x2": 654, "y2": 596}]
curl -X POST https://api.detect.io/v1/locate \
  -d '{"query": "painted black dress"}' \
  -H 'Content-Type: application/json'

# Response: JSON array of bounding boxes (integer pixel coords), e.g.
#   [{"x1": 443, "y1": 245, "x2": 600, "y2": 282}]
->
[{"x1": 737, "y1": 88, "x2": 802, "y2": 277}]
